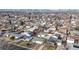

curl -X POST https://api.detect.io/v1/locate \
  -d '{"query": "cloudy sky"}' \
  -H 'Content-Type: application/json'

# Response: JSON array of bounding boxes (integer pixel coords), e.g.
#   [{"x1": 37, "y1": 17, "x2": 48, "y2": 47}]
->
[{"x1": 0, "y1": 0, "x2": 79, "y2": 9}]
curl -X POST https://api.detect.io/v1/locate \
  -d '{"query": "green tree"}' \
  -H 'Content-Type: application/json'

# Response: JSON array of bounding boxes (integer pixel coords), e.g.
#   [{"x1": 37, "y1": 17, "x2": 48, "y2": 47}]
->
[
  {"x1": 20, "y1": 21, "x2": 25, "y2": 26},
  {"x1": 10, "y1": 36, "x2": 15, "y2": 40},
  {"x1": 75, "y1": 26, "x2": 79, "y2": 31}
]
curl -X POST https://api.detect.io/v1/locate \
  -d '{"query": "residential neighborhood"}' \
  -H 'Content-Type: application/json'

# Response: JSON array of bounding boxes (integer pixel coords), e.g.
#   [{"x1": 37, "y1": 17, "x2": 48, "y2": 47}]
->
[{"x1": 0, "y1": 9, "x2": 79, "y2": 50}]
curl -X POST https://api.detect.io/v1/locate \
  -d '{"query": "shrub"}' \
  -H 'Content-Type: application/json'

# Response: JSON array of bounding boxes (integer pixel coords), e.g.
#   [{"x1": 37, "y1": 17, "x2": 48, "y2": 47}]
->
[
  {"x1": 10, "y1": 36, "x2": 15, "y2": 40},
  {"x1": 75, "y1": 26, "x2": 79, "y2": 31}
]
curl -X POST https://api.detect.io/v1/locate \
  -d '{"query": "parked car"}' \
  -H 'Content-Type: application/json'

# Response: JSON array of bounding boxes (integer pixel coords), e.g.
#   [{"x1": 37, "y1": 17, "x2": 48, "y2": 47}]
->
[
  {"x1": 73, "y1": 39, "x2": 79, "y2": 48},
  {"x1": 73, "y1": 43, "x2": 79, "y2": 48}
]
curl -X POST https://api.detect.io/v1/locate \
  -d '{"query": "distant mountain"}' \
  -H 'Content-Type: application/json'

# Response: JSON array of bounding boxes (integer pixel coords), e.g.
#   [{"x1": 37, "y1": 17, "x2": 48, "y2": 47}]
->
[{"x1": 0, "y1": 9, "x2": 79, "y2": 13}]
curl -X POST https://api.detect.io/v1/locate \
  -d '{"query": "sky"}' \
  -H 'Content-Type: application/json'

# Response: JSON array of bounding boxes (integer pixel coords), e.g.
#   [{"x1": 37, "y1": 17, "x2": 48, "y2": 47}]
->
[{"x1": 0, "y1": 0, "x2": 79, "y2": 9}]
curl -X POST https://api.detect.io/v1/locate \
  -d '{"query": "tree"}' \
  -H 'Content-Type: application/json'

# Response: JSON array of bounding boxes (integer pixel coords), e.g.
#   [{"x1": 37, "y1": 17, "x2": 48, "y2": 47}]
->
[
  {"x1": 54, "y1": 42, "x2": 58, "y2": 49},
  {"x1": 55, "y1": 23, "x2": 59, "y2": 30},
  {"x1": 61, "y1": 40, "x2": 67, "y2": 46},
  {"x1": 74, "y1": 39, "x2": 78, "y2": 44},
  {"x1": 75, "y1": 26, "x2": 79, "y2": 31},
  {"x1": 10, "y1": 36, "x2": 15, "y2": 40},
  {"x1": 9, "y1": 20, "x2": 11, "y2": 25},
  {"x1": 70, "y1": 15, "x2": 72, "y2": 19},
  {"x1": 20, "y1": 21, "x2": 25, "y2": 26},
  {"x1": 58, "y1": 34, "x2": 62, "y2": 40}
]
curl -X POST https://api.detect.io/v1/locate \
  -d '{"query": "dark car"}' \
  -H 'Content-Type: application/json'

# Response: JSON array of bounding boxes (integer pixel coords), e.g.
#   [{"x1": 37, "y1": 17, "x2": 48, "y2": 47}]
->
[
  {"x1": 73, "y1": 43, "x2": 79, "y2": 48},
  {"x1": 73, "y1": 39, "x2": 79, "y2": 48}
]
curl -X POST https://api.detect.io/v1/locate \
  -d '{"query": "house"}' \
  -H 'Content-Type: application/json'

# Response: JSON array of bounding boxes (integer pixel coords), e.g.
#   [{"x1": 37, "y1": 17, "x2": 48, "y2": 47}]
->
[
  {"x1": 21, "y1": 31, "x2": 32, "y2": 36},
  {"x1": 37, "y1": 32, "x2": 51, "y2": 39},
  {"x1": 48, "y1": 36, "x2": 58, "y2": 43},
  {"x1": 48, "y1": 31, "x2": 62, "y2": 43},
  {"x1": 27, "y1": 26, "x2": 38, "y2": 32},
  {"x1": 32, "y1": 37, "x2": 44, "y2": 44},
  {"x1": 70, "y1": 30, "x2": 79, "y2": 36},
  {"x1": 5, "y1": 32, "x2": 24, "y2": 39},
  {"x1": 22, "y1": 36, "x2": 33, "y2": 41},
  {"x1": 21, "y1": 31, "x2": 33, "y2": 41},
  {"x1": 59, "y1": 27, "x2": 67, "y2": 34}
]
